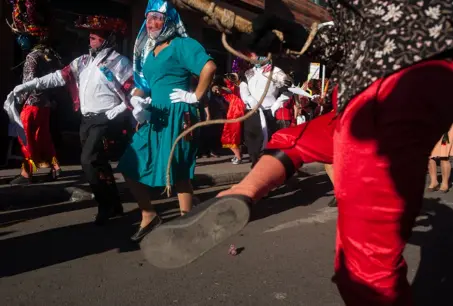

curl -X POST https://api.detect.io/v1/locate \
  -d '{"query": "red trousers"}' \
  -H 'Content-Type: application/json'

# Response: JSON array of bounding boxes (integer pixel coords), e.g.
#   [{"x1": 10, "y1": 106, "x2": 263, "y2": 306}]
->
[
  {"x1": 267, "y1": 110, "x2": 336, "y2": 168},
  {"x1": 19, "y1": 105, "x2": 56, "y2": 166},
  {"x1": 266, "y1": 59, "x2": 453, "y2": 305}
]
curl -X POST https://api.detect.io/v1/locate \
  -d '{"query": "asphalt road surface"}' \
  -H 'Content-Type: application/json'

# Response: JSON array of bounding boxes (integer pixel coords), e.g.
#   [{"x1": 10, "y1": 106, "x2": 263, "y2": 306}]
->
[{"x1": 1, "y1": 173, "x2": 453, "y2": 306}]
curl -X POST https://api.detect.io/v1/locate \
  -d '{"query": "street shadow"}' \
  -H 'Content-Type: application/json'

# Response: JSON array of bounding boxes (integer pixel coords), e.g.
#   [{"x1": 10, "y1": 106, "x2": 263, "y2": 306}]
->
[
  {"x1": 29, "y1": 169, "x2": 86, "y2": 185},
  {"x1": 196, "y1": 157, "x2": 246, "y2": 167},
  {"x1": 0, "y1": 178, "x2": 90, "y2": 211},
  {"x1": 329, "y1": 198, "x2": 453, "y2": 305},
  {"x1": 0, "y1": 187, "x2": 231, "y2": 277},
  {"x1": 251, "y1": 173, "x2": 333, "y2": 221},
  {"x1": 0, "y1": 207, "x2": 141, "y2": 277},
  {"x1": 410, "y1": 198, "x2": 453, "y2": 306},
  {"x1": 0, "y1": 180, "x2": 181, "y2": 227},
  {"x1": 0, "y1": 172, "x2": 334, "y2": 277},
  {"x1": 0, "y1": 198, "x2": 97, "y2": 228}
]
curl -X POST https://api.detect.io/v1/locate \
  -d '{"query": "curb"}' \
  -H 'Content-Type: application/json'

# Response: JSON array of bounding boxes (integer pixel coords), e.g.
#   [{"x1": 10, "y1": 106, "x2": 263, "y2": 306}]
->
[{"x1": 0, "y1": 163, "x2": 327, "y2": 209}]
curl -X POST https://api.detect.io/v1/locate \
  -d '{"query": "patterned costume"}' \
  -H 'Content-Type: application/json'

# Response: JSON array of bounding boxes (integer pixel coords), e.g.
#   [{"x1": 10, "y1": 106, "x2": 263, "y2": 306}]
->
[
  {"x1": 4, "y1": 0, "x2": 61, "y2": 182},
  {"x1": 19, "y1": 46, "x2": 63, "y2": 172}
]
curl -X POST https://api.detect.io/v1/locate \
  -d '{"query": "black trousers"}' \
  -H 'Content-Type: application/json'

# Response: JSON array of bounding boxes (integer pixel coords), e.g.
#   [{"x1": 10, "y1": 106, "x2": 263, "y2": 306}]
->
[
  {"x1": 80, "y1": 113, "x2": 121, "y2": 213},
  {"x1": 243, "y1": 110, "x2": 277, "y2": 167},
  {"x1": 276, "y1": 119, "x2": 292, "y2": 130},
  {"x1": 198, "y1": 124, "x2": 223, "y2": 156}
]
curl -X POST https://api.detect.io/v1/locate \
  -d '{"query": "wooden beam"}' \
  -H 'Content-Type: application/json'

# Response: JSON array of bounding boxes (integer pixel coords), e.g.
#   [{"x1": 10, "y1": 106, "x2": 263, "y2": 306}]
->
[
  {"x1": 223, "y1": 0, "x2": 332, "y2": 26},
  {"x1": 172, "y1": 0, "x2": 331, "y2": 29}
]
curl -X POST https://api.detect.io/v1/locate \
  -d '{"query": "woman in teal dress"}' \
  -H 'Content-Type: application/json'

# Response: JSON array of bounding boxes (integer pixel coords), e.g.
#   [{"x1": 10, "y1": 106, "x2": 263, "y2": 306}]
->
[{"x1": 117, "y1": 0, "x2": 216, "y2": 241}]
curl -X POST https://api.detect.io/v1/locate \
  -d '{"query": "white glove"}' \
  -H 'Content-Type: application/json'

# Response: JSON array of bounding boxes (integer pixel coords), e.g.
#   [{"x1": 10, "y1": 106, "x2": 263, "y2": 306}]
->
[
  {"x1": 271, "y1": 100, "x2": 283, "y2": 117},
  {"x1": 13, "y1": 78, "x2": 39, "y2": 96},
  {"x1": 130, "y1": 96, "x2": 152, "y2": 124},
  {"x1": 132, "y1": 107, "x2": 151, "y2": 124},
  {"x1": 130, "y1": 96, "x2": 152, "y2": 109},
  {"x1": 170, "y1": 89, "x2": 198, "y2": 104},
  {"x1": 105, "y1": 103, "x2": 128, "y2": 120}
]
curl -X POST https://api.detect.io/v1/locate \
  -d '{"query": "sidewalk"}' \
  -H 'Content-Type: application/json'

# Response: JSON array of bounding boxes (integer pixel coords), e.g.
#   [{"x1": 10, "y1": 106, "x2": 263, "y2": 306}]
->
[{"x1": 0, "y1": 155, "x2": 327, "y2": 209}]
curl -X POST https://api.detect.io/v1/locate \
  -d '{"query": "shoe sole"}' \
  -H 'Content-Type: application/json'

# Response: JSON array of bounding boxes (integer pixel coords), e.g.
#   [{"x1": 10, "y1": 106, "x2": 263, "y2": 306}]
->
[{"x1": 141, "y1": 196, "x2": 251, "y2": 269}]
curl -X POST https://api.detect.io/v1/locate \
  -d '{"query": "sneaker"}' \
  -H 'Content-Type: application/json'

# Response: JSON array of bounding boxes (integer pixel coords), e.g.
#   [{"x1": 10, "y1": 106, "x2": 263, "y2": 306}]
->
[
  {"x1": 141, "y1": 195, "x2": 251, "y2": 269},
  {"x1": 231, "y1": 157, "x2": 237, "y2": 162}
]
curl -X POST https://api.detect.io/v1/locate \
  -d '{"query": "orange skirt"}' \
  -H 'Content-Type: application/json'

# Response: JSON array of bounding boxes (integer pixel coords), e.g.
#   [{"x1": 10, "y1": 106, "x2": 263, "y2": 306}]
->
[{"x1": 430, "y1": 124, "x2": 453, "y2": 158}]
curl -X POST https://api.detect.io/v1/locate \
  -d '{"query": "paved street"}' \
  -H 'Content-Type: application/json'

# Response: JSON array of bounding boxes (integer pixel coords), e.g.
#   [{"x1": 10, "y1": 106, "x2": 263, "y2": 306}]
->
[{"x1": 0, "y1": 158, "x2": 452, "y2": 306}]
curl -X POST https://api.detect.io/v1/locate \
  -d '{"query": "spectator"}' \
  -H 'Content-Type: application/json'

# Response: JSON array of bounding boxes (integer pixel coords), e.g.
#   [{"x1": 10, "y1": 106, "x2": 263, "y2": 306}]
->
[
  {"x1": 214, "y1": 73, "x2": 245, "y2": 164},
  {"x1": 428, "y1": 125, "x2": 453, "y2": 193}
]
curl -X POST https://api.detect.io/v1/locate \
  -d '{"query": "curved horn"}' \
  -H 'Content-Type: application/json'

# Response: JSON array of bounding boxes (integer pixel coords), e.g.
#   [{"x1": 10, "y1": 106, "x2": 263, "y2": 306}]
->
[{"x1": 6, "y1": 19, "x2": 21, "y2": 34}]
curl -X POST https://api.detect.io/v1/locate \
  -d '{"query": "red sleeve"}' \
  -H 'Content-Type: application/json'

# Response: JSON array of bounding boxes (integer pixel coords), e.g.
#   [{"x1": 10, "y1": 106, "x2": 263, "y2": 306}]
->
[{"x1": 61, "y1": 65, "x2": 80, "y2": 111}]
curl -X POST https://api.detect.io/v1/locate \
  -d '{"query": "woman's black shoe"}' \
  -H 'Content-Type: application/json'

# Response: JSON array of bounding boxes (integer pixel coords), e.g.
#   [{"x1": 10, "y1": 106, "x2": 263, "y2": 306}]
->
[{"x1": 131, "y1": 216, "x2": 163, "y2": 242}]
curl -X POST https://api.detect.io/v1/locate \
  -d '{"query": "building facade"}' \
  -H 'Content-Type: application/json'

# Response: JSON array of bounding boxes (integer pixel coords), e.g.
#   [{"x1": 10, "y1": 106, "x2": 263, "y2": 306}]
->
[{"x1": 0, "y1": 0, "x2": 330, "y2": 164}]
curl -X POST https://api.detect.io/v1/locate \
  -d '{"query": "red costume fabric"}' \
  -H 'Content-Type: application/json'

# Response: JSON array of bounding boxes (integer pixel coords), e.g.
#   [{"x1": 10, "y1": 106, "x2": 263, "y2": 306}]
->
[
  {"x1": 221, "y1": 80, "x2": 245, "y2": 148},
  {"x1": 267, "y1": 111, "x2": 336, "y2": 166},
  {"x1": 333, "y1": 59, "x2": 453, "y2": 306},
  {"x1": 275, "y1": 97, "x2": 295, "y2": 122},
  {"x1": 19, "y1": 105, "x2": 56, "y2": 166},
  {"x1": 266, "y1": 86, "x2": 338, "y2": 167}
]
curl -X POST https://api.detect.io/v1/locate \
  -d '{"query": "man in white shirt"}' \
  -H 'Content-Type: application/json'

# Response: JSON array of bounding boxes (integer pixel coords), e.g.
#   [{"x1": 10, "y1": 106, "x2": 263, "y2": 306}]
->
[
  {"x1": 10, "y1": 15, "x2": 134, "y2": 225},
  {"x1": 240, "y1": 54, "x2": 291, "y2": 167}
]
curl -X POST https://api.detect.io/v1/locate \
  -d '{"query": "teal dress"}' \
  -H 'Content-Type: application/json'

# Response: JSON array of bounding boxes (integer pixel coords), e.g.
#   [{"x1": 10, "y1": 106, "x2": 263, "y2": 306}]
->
[{"x1": 118, "y1": 37, "x2": 212, "y2": 187}]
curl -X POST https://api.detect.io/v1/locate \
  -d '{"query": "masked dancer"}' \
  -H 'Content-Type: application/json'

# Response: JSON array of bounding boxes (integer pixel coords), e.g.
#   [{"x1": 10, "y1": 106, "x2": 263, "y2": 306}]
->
[
  {"x1": 10, "y1": 15, "x2": 133, "y2": 225},
  {"x1": 117, "y1": 0, "x2": 216, "y2": 242}
]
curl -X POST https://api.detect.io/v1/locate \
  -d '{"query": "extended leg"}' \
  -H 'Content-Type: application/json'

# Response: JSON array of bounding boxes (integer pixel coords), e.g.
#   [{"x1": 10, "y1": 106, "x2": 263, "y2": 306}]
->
[
  {"x1": 219, "y1": 112, "x2": 336, "y2": 201},
  {"x1": 141, "y1": 112, "x2": 337, "y2": 268}
]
